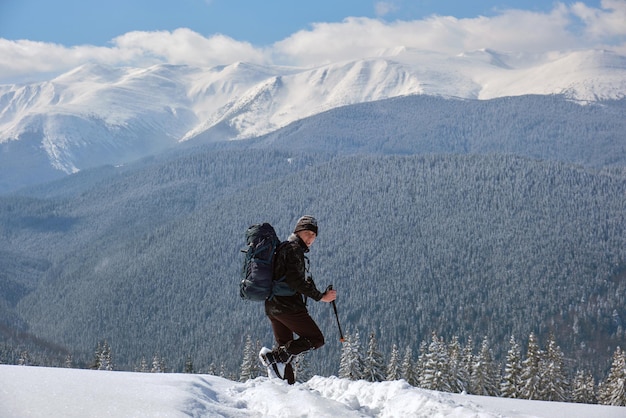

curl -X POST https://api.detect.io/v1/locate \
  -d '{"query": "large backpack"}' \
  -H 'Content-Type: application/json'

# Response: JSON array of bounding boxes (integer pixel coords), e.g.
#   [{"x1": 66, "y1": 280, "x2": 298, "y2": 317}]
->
[{"x1": 240, "y1": 223, "x2": 293, "y2": 301}]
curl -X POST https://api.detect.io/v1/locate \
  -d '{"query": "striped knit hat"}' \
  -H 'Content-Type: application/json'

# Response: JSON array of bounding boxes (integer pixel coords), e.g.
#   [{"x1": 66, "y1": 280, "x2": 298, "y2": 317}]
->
[{"x1": 293, "y1": 215, "x2": 318, "y2": 235}]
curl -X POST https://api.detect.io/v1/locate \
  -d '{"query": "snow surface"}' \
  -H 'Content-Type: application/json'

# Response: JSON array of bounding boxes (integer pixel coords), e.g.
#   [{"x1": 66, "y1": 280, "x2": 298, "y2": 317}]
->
[{"x1": 1, "y1": 365, "x2": 624, "y2": 418}]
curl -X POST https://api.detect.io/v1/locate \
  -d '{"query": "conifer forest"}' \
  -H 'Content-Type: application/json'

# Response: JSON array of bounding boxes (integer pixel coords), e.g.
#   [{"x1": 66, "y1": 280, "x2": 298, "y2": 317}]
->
[{"x1": 1, "y1": 95, "x2": 626, "y2": 406}]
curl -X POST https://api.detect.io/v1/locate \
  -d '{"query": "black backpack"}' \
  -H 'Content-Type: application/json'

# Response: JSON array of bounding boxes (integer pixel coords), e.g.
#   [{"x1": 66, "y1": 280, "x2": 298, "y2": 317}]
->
[{"x1": 240, "y1": 223, "x2": 293, "y2": 301}]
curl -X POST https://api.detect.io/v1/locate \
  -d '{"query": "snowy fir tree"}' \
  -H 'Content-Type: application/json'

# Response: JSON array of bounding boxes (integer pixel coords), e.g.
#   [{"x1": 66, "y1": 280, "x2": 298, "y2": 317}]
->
[
  {"x1": 401, "y1": 346, "x2": 418, "y2": 386},
  {"x1": 64, "y1": 354, "x2": 73, "y2": 369},
  {"x1": 339, "y1": 331, "x2": 364, "y2": 380},
  {"x1": 239, "y1": 335, "x2": 258, "y2": 382},
  {"x1": 18, "y1": 350, "x2": 30, "y2": 366},
  {"x1": 470, "y1": 336, "x2": 499, "y2": 396},
  {"x1": 104, "y1": 342, "x2": 114, "y2": 371},
  {"x1": 598, "y1": 346, "x2": 626, "y2": 406},
  {"x1": 419, "y1": 332, "x2": 451, "y2": 392},
  {"x1": 207, "y1": 363, "x2": 217, "y2": 376},
  {"x1": 540, "y1": 334, "x2": 569, "y2": 402},
  {"x1": 151, "y1": 354, "x2": 166, "y2": 373},
  {"x1": 386, "y1": 344, "x2": 401, "y2": 381},
  {"x1": 363, "y1": 333, "x2": 386, "y2": 383},
  {"x1": 91, "y1": 342, "x2": 102, "y2": 369},
  {"x1": 137, "y1": 357, "x2": 149, "y2": 373},
  {"x1": 447, "y1": 336, "x2": 468, "y2": 393},
  {"x1": 501, "y1": 335, "x2": 523, "y2": 398},
  {"x1": 520, "y1": 333, "x2": 543, "y2": 400},
  {"x1": 460, "y1": 336, "x2": 475, "y2": 392},
  {"x1": 184, "y1": 355, "x2": 194, "y2": 374},
  {"x1": 91, "y1": 341, "x2": 113, "y2": 371},
  {"x1": 413, "y1": 341, "x2": 428, "y2": 385},
  {"x1": 293, "y1": 352, "x2": 312, "y2": 383},
  {"x1": 220, "y1": 363, "x2": 237, "y2": 379},
  {"x1": 572, "y1": 370, "x2": 596, "y2": 404}
]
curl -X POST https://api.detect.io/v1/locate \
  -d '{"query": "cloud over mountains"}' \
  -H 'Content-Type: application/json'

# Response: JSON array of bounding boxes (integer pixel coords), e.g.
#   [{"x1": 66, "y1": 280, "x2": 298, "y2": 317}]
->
[{"x1": 1, "y1": 1, "x2": 625, "y2": 83}]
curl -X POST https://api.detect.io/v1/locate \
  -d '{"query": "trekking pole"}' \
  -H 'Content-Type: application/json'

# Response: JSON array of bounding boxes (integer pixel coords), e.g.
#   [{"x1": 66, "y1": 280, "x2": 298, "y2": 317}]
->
[{"x1": 327, "y1": 285, "x2": 345, "y2": 343}]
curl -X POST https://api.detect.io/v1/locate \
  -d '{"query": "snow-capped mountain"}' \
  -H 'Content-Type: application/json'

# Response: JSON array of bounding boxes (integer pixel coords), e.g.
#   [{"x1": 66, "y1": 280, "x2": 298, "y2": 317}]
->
[{"x1": 0, "y1": 48, "x2": 624, "y2": 190}]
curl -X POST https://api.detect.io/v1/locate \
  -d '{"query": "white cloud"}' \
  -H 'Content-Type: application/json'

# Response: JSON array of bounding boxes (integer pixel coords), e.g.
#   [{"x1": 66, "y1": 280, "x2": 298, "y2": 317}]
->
[
  {"x1": 0, "y1": 2, "x2": 624, "y2": 83},
  {"x1": 272, "y1": 4, "x2": 598, "y2": 67},
  {"x1": 375, "y1": 2, "x2": 399, "y2": 17},
  {"x1": 0, "y1": 29, "x2": 270, "y2": 83},
  {"x1": 273, "y1": 1, "x2": 626, "y2": 64},
  {"x1": 571, "y1": 0, "x2": 626, "y2": 40},
  {"x1": 0, "y1": 39, "x2": 123, "y2": 82},
  {"x1": 111, "y1": 28, "x2": 268, "y2": 67}
]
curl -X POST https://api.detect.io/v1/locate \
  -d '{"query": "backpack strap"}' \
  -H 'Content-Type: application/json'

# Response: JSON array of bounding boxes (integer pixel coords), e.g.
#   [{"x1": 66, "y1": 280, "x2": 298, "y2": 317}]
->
[{"x1": 268, "y1": 241, "x2": 295, "y2": 300}]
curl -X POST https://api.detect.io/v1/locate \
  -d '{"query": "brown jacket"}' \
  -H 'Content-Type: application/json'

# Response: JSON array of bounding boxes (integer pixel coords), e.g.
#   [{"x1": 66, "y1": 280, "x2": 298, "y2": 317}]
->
[{"x1": 264, "y1": 233, "x2": 323, "y2": 316}]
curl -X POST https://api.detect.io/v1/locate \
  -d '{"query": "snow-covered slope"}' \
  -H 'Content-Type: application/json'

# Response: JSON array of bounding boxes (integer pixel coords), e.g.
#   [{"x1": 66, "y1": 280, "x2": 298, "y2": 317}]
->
[
  {"x1": 0, "y1": 48, "x2": 624, "y2": 189},
  {"x1": 1, "y1": 365, "x2": 624, "y2": 418}
]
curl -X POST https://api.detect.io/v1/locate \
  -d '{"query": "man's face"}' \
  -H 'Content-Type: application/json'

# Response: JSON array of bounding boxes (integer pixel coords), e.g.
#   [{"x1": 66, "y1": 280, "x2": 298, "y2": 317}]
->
[{"x1": 298, "y1": 230, "x2": 317, "y2": 247}]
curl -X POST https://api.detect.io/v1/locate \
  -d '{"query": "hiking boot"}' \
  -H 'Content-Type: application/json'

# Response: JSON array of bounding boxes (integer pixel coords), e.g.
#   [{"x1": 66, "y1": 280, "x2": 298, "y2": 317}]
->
[
  {"x1": 259, "y1": 346, "x2": 295, "y2": 380},
  {"x1": 259, "y1": 347, "x2": 285, "y2": 379},
  {"x1": 274, "y1": 346, "x2": 293, "y2": 364},
  {"x1": 259, "y1": 346, "x2": 293, "y2": 365}
]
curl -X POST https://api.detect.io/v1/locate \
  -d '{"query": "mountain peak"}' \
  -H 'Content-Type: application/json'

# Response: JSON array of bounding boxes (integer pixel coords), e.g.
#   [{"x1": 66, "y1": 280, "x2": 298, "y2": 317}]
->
[{"x1": 0, "y1": 48, "x2": 624, "y2": 191}]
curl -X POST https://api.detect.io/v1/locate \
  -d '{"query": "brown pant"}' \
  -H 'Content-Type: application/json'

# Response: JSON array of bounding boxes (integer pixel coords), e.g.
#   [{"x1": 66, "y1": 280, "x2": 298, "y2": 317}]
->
[{"x1": 268, "y1": 310, "x2": 325, "y2": 383}]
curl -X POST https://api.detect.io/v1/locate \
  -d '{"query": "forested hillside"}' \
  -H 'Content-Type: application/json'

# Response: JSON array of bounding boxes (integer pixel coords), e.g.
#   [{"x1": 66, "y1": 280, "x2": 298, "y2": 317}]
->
[
  {"x1": 251, "y1": 95, "x2": 626, "y2": 167},
  {"x1": 1, "y1": 149, "x2": 625, "y2": 380}
]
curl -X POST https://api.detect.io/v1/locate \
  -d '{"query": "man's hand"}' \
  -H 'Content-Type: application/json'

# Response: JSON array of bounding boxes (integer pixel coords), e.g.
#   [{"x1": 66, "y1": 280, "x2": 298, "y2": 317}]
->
[{"x1": 321, "y1": 289, "x2": 337, "y2": 302}]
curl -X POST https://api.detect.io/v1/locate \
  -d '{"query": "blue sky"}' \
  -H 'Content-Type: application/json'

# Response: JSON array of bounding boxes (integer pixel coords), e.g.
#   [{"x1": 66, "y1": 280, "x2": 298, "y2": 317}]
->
[
  {"x1": 0, "y1": 0, "x2": 604, "y2": 46},
  {"x1": 0, "y1": 0, "x2": 623, "y2": 83}
]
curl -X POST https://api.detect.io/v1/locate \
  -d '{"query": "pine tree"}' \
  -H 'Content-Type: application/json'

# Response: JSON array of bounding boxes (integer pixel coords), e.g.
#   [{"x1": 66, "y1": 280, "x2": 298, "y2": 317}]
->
[
  {"x1": 219, "y1": 363, "x2": 227, "y2": 378},
  {"x1": 339, "y1": 331, "x2": 364, "y2": 380},
  {"x1": 386, "y1": 344, "x2": 401, "y2": 381},
  {"x1": 447, "y1": 336, "x2": 468, "y2": 393},
  {"x1": 18, "y1": 350, "x2": 30, "y2": 366},
  {"x1": 501, "y1": 335, "x2": 523, "y2": 398},
  {"x1": 91, "y1": 341, "x2": 113, "y2": 370},
  {"x1": 254, "y1": 339, "x2": 264, "y2": 378},
  {"x1": 540, "y1": 334, "x2": 569, "y2": 402},
  {"x1": 419, "y1": 332, "x2": 450, "y2": 392},
  {"x1": 460, "y1": 336, "x2": 474, "y2": 393},
  {"x1": 207, "y1": 362, "x2": 217, "y2": 375},
  {"x1": 520, "y1": 333, "x2": 543, "y2": 400},
  {"x1": 98, "y1": 340, "x2": 113, "y2": 371},
  {"x1": 598, "y1": 346, "x2": 626, "y2": 406},
  {"x1": 293, "y1": 352, "x2": 312, "y2": 383},
  {"x1": 363, "y1": 332, "x2": 386, "y2": 383},
  {"x1": 239, "y1": 335, "x2": 257, "y2": 382},
  {"x1": 184, "y1": 355, "x2": 194, "y2": 374},
  {"x1": 151, "y1": 354, "x2": 164, "y2": 373},
  {"x1": 138, "y1": 356, "x2": 149, "y2": 373},
  {"x1": 401, "y1": 346, "x2": 418, "y2": 386},
  {"x1": 413, "y1": 340, "x2": 428, "y2": 385},
  {"x1": 64, "y1": 354, "x2": 73, "y2": 368},
  {"x1": 572, "y1": 370, "x2": 596, "y2": 404},
  {"x1": 91, "y1": 342, "x2": 102, "y2": 370},
  {"x1": 470, "y1": 336, "x2": 499, "y2": 396}
]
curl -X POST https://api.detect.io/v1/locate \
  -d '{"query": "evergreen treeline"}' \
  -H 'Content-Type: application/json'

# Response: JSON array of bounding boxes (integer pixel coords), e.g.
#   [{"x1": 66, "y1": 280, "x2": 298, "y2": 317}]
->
[
  {"x1": 253, "y1": 95, "x2": 626, "y2": 168},
  {"x1": 11, "y1": 330, "x2": 624, "y2": 406},
  {"x1": 332, "y1": 331, "x2": 626, "y2": 406},
  {"x1": 1, "y1": 133, "x2": 625, "y2": 383},
  {"x1": 2, "y1": 95, "x2": 626, "y2": 195}
]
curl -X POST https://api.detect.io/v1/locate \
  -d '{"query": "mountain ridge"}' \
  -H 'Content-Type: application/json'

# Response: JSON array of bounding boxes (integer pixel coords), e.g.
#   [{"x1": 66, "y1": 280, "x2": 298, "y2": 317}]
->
[{"x1": 1, "y1": 47, "x2": 624, "y2": 193}]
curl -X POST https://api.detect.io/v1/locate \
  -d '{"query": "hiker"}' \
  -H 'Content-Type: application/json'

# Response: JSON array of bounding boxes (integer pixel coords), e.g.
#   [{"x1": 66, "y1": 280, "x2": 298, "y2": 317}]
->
[{"x1": 260, "y1": 215, "x2": 337, "y2": 384}]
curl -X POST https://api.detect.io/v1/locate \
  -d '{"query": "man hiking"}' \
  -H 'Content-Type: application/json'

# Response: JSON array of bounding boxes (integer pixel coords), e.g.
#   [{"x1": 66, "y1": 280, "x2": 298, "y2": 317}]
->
[{"x1": 259, "y1": 215, "x2": 337, "y2": 384}]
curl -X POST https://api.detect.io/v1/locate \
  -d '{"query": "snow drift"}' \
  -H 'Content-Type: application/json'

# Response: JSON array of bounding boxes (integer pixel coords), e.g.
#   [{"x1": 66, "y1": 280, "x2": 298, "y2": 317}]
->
[{"x1": 1, "y1": 365, "x2": 625, "y2": 418}]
